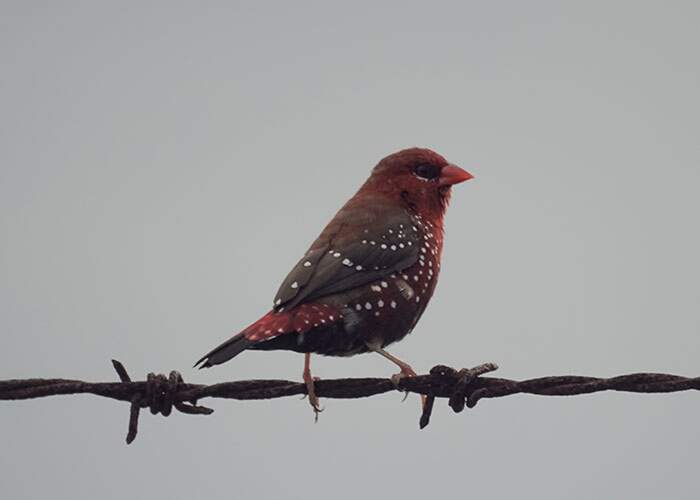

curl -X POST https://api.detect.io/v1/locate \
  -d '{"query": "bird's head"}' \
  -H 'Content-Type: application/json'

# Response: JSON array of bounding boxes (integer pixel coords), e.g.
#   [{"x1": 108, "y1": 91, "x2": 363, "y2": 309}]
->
[{"x1": 363, "y1": 147, "x2": 473, "y2": 221}]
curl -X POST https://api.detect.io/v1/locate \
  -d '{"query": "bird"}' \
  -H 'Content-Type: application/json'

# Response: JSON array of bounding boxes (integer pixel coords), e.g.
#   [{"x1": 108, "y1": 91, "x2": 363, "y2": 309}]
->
[{"x1": 195, "y1": 147, "x2": 473, "y2": 416}]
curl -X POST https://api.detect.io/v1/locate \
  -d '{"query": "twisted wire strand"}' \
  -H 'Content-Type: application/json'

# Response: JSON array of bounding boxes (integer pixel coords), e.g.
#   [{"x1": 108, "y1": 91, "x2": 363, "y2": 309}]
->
[{"x1": 1, "y1": 360, "x2": 698, "y2": 443}]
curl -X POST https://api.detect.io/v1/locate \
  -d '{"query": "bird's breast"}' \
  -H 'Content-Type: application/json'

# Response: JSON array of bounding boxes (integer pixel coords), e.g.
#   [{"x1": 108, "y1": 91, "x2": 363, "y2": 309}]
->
[{"x1": 336, "y1": 215, "x2": 443, "y2": 348}]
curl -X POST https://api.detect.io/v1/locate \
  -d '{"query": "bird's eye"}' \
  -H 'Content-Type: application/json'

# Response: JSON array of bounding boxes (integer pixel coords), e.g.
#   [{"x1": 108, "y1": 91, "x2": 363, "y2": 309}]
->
[{"x1": 414, "y1": 163, "x2": 441, "y2": 180}]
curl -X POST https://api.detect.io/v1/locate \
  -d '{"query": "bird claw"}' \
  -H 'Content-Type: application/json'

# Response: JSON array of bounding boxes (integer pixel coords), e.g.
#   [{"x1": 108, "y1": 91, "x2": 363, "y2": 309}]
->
[
  {"x1": 392, "y1": 364, "x2": 418, "y2": 384},
  {"x1": 390, "y1": 373, "x2": 406, "y2": 389},
  {"x1": 301, "y1": 376, "x2": 321, "y2": 399},
  {"x1": 309, "y1": 399, "x2": 324, "y2": 423},
  {"x1": 390, "y1": 367, "x2": 427, "y2": 408},
  {"x1": 303, "y1": 373, "x2": 323, "y2": 422}
]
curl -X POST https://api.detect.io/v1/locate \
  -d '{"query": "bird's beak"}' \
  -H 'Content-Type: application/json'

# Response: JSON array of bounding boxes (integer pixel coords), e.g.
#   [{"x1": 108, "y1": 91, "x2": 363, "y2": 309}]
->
[{"x1": 438, "y1": 164, "x2": 474, "y2": 186}]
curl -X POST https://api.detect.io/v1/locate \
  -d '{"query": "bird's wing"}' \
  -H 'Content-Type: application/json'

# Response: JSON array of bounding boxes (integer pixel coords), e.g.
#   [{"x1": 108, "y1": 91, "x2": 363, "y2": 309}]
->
[{"x1": 272, "y1": 203, "x2": 420, "y2": 310}]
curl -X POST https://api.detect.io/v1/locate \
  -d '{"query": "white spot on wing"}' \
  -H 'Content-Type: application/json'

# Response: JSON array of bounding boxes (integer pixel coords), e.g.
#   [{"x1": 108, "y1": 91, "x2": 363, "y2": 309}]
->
[{"x1": 396, "y1": 278, "x2": 415, "y2": 300}]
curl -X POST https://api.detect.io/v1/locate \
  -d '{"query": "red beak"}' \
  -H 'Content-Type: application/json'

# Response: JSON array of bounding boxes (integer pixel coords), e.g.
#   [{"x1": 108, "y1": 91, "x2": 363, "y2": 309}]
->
[{"x1": 439, "y1": 164, "x2": 474, "y2": 186}]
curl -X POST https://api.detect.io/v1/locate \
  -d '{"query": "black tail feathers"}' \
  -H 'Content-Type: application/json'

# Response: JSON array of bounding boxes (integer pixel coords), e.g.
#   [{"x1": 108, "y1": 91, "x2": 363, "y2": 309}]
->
[{"x1": 194, "y1": 333, "x2": 254, "y2": 369}]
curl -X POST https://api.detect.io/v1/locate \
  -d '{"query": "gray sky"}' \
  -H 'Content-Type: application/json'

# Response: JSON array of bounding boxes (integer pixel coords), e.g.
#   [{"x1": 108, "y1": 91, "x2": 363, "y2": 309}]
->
[{"x1": 2, "y1": 1, "x2": 699, "y2": 499}]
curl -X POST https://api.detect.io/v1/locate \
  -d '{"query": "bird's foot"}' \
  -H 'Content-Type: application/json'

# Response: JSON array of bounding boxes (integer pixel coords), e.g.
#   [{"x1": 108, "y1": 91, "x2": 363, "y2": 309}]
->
[
  {"x1": 303, "y1": 373, "x2": 323, "y2": 422},
  {"x1": 390, "y1": 364, "x2": 427, "y2": 408},
  {"x1": 390, "y1": 364, "x2": 418, "y2": 388}
]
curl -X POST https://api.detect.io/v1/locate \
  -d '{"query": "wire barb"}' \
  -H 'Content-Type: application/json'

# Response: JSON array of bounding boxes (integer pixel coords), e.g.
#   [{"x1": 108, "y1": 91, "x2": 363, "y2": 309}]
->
[
  {"x1": 108, "y1": 361, "x2": 214, "y2": 444},
  {"x1": 1, "y1": 359, "x2": 699, "y2": 443}
]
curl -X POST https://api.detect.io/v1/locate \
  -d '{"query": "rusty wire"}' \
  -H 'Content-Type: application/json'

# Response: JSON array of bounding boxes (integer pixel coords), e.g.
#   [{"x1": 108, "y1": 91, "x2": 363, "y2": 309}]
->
[{"x1": 1, "y1": 360, "x2": 698, "y2": 444}]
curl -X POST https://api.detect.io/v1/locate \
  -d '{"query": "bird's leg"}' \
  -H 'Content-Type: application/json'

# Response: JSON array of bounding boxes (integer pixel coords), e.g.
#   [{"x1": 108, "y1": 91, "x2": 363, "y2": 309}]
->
[
  {"x1": 373, "y1": 348, "x2": 418, "y2": 379},
  {"x1": 367, "y1": 344, "x2": 426, "y2": 407},
  {"x1": 302, "y1": 353, "x2": 323, "y2": 421}
]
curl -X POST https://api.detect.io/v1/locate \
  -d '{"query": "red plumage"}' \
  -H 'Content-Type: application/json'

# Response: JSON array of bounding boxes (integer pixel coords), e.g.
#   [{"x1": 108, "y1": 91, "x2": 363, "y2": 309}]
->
[{"x1": 195, "y1": 147, "x2": 472, "y2": 412}]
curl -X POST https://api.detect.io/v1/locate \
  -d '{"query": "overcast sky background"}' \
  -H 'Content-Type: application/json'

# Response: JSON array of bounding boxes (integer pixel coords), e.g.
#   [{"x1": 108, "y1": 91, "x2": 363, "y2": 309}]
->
[{"x1": 2, "y1": 1, "x2": 699, "y2": 499}]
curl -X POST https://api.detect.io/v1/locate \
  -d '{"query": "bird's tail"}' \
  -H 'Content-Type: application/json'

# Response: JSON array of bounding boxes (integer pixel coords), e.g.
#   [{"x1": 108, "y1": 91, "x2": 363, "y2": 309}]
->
[
  {"x1": 194, "y1": 333, "x2": 255, "y2": 369},
  {"x1": 194, "y1": 309, "x2": 295, "y2": 369}
]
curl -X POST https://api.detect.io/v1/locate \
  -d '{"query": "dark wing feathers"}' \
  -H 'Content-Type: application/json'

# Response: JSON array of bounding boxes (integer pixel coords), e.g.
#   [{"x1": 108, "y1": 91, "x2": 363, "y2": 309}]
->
[
  {"x1": 273, "y1": 202, "x2": 419, "y2": 310},
  {"x1": 273, "y1": 246, "x2": 330, "y2": 307}
]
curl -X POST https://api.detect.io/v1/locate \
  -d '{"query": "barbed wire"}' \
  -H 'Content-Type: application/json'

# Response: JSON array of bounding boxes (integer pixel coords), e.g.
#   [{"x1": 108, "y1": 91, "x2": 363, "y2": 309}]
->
[{"x1": 1, "y1": 360, "x2": 698, "y2": 444}]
